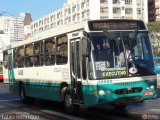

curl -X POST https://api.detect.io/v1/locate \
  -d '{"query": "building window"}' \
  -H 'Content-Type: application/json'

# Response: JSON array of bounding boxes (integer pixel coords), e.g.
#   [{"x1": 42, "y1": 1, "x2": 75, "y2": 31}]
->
[
  {"x1": 100, "y1": 7, "x2": 108, "y2": 13},
  {"x1": 68, "y1": 8, "x2": 71, "y2": 14},
  {"x1": 125, "y1": 0, "x2": 132, "y2": 4},
  {"x1": 82, "y1": 11, "x2": 85, "y2": 18},
  {"x1": 113, "y1": 7, "x2": 121, "y2": 14},
  {"x1": 87, "y1": 9, "x2": 90, "y2": 16},
  {"x1": 81, "y1": 2, "x2": 85, "y2": 9},
  {"x1": 56, "y1": 35, "x2": 68, "y2": 64},
  {"x1": 100, "y1": 0, "x2": 108, "y2": 3},
  {"x1": 137, "y1": 8, "x2": 141, "y2": 14},
  {"x1": 73, "y1": 15, "x2": 76, "y2": 22},
  {"x1": 113, "y1": 0, "x2": 120, "y2": 4},
  {"x1": 50, "y1": 15, "x2": 54, "y2": 22},
  {"x1": 101, "y1": 16, "x2": 108, "y2": 19},
  {"x1": 44, "y1": 38, "x2": 55, "y2": 65},
  {"x1": 125, "y1": 8, "x2": 133, "y2": 14},
  {"x1": 77, "y1": 13, "x2": 80, "y2": 21},
  {"x1": 72, "y1": 5, "x2": 76, "y2": 13},
  {"x1": 77, "y1": 4, "x2": 79, "y2": 11}
]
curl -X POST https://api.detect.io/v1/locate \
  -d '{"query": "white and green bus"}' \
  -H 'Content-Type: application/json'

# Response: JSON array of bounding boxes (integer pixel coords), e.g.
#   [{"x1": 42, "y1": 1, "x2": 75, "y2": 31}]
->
[{"x1": 3, "y1": 19, "x2": 157, "y2": 113}]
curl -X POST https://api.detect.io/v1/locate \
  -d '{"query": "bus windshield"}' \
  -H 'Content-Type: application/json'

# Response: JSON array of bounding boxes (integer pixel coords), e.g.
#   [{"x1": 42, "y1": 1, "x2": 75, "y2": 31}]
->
[{"x1": 89, "y1": 31, "x2": 155, "y2": 79}]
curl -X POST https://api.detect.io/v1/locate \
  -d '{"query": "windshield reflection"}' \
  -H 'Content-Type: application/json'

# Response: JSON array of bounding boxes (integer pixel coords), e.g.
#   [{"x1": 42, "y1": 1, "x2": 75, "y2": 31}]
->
[{"x1": 89, "y1": 31, "x2": 155, "y2": 79}]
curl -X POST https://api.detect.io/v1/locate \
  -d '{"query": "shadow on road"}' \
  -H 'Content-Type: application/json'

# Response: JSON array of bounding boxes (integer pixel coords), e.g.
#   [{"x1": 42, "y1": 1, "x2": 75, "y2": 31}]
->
[{"x1": 157, "y1": 88, "x2": 160, "y2": 98}]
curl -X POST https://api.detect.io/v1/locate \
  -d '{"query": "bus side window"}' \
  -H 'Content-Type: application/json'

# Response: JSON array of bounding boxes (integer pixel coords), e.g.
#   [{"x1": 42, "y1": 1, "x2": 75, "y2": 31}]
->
[
  {"x1": 3, "y1": 51, "x2": 8, "y2": 69},
  {"x1": 34, "y1": 41, "x2": 44, "y2": 66},
  {"x1": 56, "y1": 35, "x2": 68, "y2": 64},
  {"x1": 17, "y1": 47, "x2": 25, "y2": 68},
  {"x1": 44, "y1": 38, "x2": 55, "y2": 66},
  {"x1": 13, "y1": 49, "x2": 17, "y2": 68},
  {"x1": 25, "y1": 44, "x2": 33, "y2": 67}
]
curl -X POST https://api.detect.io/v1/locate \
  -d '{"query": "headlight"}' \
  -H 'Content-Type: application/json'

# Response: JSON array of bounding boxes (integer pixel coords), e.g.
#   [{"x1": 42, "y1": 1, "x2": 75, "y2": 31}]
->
[
  {"x1": 150, "y1": 85, "x2": 154, "y2": 90},
  {"x1": 99, "y1": 90, "x2": 105, "y2": 95}
]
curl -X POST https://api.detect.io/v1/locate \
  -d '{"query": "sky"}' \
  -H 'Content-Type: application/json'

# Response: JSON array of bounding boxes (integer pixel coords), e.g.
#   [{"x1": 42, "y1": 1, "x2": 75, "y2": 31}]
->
[{"x1": 0, "y1": 0, "x2": 67, "y2": 20}]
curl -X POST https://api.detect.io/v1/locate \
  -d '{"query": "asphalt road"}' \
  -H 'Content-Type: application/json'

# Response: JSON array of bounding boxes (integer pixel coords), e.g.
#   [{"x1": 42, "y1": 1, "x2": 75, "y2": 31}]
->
[{"x1": 0, "y1": 82, "x2": 160, "y2": 120}]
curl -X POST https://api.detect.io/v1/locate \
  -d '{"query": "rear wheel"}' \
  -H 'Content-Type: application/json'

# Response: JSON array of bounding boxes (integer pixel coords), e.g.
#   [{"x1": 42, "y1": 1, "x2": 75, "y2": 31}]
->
[
  {"x1": 19, "y1": 84, "x2": 35, "y2": 104},
  {"x1": 64, "y1": 90, "x2": 79, "y2": 114},
  {"x1": 113, "y1": 104, "x2": 127, "y2": 109}
]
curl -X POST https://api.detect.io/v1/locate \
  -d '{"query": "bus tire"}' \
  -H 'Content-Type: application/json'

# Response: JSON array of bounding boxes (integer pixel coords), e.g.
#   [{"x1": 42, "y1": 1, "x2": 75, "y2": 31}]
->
[
  {"x1": 19, "y1": 84, "x2": 35, "y2": 104},
  {"x1": 64, "y1": 90, "x2": 79, "y2": 114}
]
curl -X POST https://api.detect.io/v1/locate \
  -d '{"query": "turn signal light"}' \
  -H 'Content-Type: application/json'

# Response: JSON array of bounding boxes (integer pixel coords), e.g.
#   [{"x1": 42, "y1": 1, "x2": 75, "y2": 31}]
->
[{"x1": 92, "y1": 90, "x2": 98, "y2": 95}]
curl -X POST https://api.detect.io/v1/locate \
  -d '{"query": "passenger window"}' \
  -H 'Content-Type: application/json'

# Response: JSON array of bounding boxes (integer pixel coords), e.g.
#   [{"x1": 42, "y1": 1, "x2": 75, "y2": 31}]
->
[
  {"x1": 3, "y1": 51, "x2": 8, "y2": 69},
  {"x1": 13, "y1": 49, "x2": 17, "y2": 68},
  {"x1": 56, "y1": 35, "x2": 68, "y2": 64},
  {"x1": 34, "y1": 41, "x2": 44, "y2": 66},
  {"x1": 25, "y1": 44, "x2": 33, "y2": 67},
  {"x1": 17, "y1": 47, "x2": 25, "y2": 68},
  {"x1": 44, "y1": 38, "x2": 55, "y2": 65}
]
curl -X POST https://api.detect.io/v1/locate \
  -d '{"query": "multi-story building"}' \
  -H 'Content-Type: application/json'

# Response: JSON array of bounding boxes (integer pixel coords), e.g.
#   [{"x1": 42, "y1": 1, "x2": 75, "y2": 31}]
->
[
  {"x1": 0, "y1": 12, "x2": 32, "y2": 43},
  {"x1": 0, "y1": 12, "x2": 32, "y2": 61},
  {"x1": 155, "y1": 0, "x2": 160, "y2": 21},
  {"x1": 31, "y1": 0, "x2": 148, "y2": 35}
]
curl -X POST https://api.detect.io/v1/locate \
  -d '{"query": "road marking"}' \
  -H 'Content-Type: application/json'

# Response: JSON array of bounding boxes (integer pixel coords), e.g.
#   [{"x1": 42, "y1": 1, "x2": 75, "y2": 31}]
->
[
  {"x1": 0, "y1": 99, "x2": 20, "y2": 102},
  {"x1": 41, "y1": 110, "x2": 87, "y2": 120}
]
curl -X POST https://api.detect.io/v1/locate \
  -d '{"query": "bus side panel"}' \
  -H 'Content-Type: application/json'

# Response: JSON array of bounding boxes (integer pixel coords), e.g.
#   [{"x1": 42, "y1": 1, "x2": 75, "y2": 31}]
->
[
  {"x1": 16, "y1": 65, "x2": 70, "y2": 102},
  {"x1": 82, "y1": 80, "x2": 99, "y2": 107},
  {"x1": 22, "y1": 66, "x2": 60, "y2": 101},
  {"x1": 82, "y1": 77, "x2": 157, "y2": 107}
]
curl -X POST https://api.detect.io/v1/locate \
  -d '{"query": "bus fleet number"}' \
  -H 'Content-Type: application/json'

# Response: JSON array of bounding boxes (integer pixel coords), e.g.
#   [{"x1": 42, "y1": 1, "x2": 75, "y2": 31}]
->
[{"x1": 18, "y1": 70, "x2": 23, "y2": 76}]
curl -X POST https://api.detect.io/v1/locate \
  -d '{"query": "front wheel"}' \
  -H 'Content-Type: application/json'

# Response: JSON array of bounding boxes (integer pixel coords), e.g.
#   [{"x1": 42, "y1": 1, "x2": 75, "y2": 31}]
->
[
  {"x1": 113, "y1": 104, "x2": 127, "y2": 109},
  {"x1": 64, "y1": 91, "x2": 79, "y2": 114}
]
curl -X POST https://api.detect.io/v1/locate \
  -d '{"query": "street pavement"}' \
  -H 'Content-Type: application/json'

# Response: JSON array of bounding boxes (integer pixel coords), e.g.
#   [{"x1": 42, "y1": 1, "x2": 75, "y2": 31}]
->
[{"x1": 0, "y1": 81, "x2": 160, "y2": 120}]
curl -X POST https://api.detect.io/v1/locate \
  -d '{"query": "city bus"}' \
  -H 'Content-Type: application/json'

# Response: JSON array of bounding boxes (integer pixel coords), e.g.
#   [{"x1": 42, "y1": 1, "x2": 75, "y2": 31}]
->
[{"x1": 3, "y1": 19, "x2": 157, "y2": 113}]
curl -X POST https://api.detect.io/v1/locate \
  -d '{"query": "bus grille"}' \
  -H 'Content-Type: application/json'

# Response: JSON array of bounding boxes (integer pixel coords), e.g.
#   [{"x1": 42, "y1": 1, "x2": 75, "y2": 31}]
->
[
  {"x1": 115, "y1": 87, "x2": 143, "y2": 95},
  {"x1": 114, "y1": 81, "x2": 142, "y2": 86}
]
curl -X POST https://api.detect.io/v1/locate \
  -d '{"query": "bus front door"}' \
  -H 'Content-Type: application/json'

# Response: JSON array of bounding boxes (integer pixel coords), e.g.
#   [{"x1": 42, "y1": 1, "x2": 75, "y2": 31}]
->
[{"x1": 70, "y1": 39, "x2": 83, "y2": 103}]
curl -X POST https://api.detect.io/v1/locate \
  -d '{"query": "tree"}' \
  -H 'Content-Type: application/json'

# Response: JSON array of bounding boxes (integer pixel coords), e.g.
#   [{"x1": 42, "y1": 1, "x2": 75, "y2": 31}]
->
[{"x1": 147, "y1": 22, "x2": 160, "y2": 56}]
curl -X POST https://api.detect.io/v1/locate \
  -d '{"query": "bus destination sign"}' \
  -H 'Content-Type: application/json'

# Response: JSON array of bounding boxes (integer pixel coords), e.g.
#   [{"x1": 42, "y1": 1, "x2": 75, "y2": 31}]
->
[{"x1": 88, "y1": 20, "x2": 146, "y2": 31}]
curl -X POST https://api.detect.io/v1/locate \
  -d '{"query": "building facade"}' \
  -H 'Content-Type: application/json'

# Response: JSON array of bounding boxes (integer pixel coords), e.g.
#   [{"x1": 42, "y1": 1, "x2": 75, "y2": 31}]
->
[
  {"x1": 31, "y1": 0, "x2": 148, "y2": 35},
  {"x1": 148, "y1": 0, "x2": 160, "y2": 22},
  {"x1": 0, "y1": 13, "x2": 32, "y2": 61},
  {"x1": 155, "y1": 0, "x2": 160, "y2": 21}
]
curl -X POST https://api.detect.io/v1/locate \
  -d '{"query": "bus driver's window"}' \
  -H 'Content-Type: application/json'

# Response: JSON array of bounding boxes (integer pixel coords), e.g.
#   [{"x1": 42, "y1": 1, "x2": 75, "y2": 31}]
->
[{"x1": 96, "y1": 39, "x2": 113, "y2": 68}]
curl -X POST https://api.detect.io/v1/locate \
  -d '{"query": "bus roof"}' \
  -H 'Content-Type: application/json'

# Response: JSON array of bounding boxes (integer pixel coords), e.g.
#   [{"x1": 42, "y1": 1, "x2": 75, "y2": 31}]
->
[
  {"x1": 10, "y1": 22, "x2": 86, "y2": 49},
  {"x1": 4, "y1": 19, "x2": 147, "y2": 50}
]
